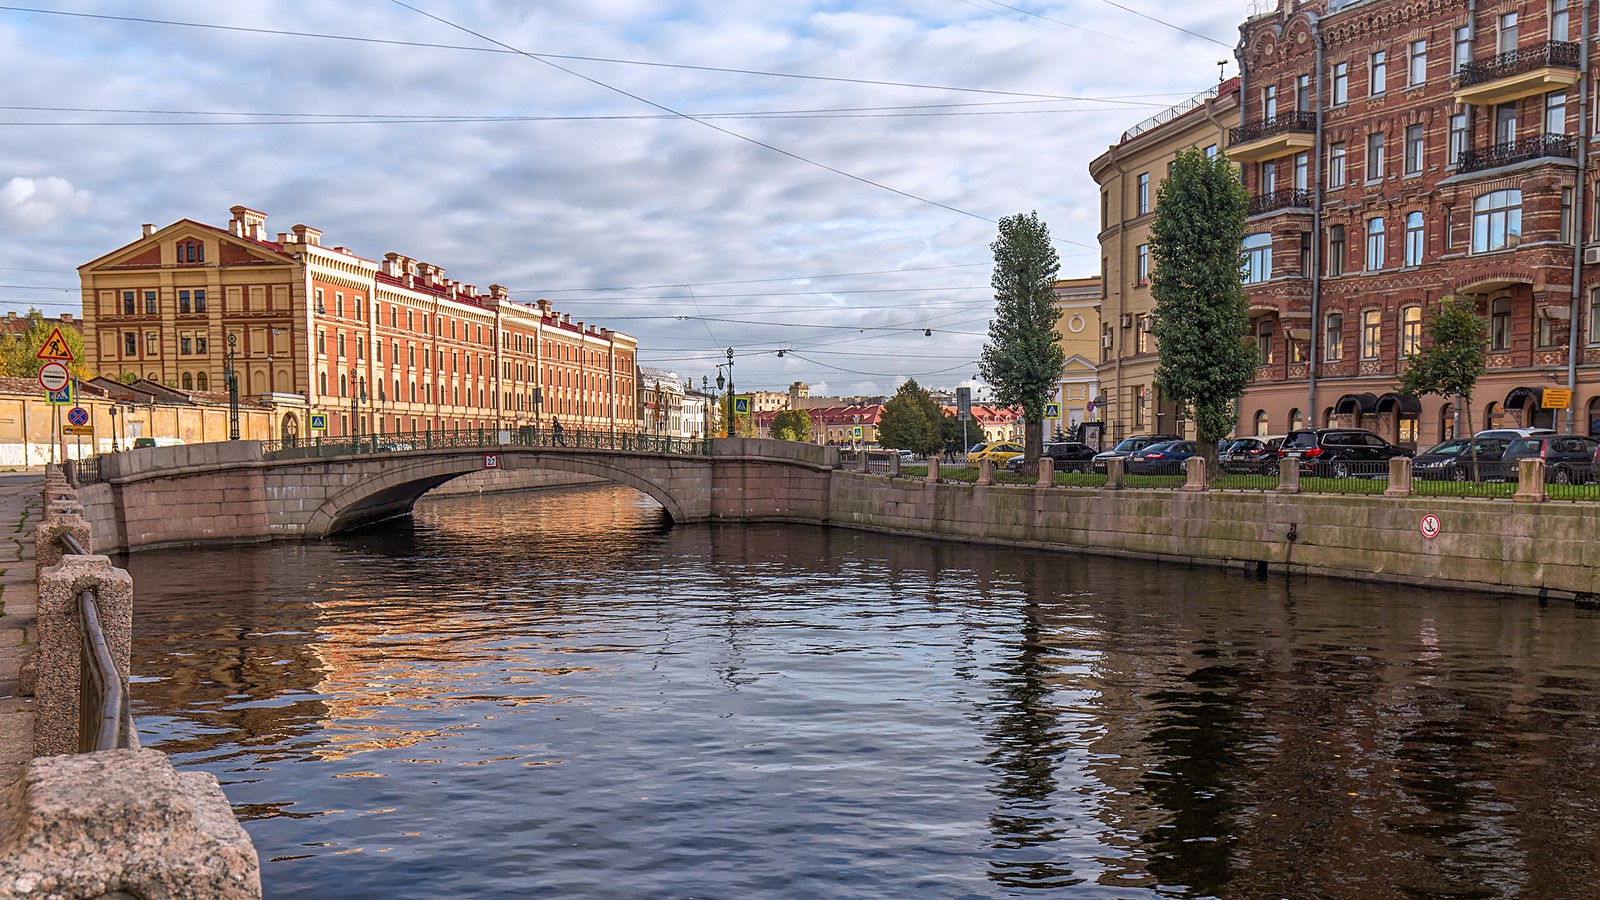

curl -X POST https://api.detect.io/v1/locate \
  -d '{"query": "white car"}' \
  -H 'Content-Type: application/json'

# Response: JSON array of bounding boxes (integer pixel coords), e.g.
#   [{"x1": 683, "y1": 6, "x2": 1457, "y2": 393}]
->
[{"x1": 1474, "y1": 427, "x2": 1555, "y2": 440}]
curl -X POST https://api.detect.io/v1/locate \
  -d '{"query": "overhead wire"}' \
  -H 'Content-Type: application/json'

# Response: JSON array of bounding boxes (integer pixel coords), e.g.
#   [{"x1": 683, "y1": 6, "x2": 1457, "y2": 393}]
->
[{"x1": 1092, "y1": 0, "x2": 1234, "y2": 48}]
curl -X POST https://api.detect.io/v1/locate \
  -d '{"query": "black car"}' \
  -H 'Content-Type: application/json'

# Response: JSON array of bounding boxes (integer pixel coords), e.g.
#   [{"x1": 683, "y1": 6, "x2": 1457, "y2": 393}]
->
[
  {"x1": 1003, "y1": 442, "x2": 1098, "y2": 473},
  {"x1": 1501, "y1": 434, "x2": 1600, "y2": 484},
  {"x1": 1090, "y1": 434, "x2": 1180, "y2": 473},
  {"x1": 1219, "y1": 435, "x2": 1286, "y2": 475},
  {"x1": 1126, "y1": 440, "x2": 1199, "y2": 475},
  {"x1": 1410, "y1": 437, "x2": 1510, "y2": 481},
  {"x1": 1279, "y1": 428, "x2": 1412, "y2": 478}
]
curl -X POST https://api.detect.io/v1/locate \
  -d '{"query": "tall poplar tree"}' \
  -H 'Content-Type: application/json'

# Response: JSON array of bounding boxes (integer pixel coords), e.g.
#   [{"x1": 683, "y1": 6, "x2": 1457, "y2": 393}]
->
[
  {"x1": 1149, "y1": 147, "x2": 1255, "y2": 475},
  {"x1": 979, "y1": 211, "x2": 1063, "y2": 472}
]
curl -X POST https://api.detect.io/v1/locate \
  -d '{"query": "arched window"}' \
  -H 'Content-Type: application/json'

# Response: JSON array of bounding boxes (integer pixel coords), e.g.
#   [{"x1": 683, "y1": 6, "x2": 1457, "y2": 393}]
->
[
  {"x1": 1361, "y1": 309, "x2": 1383, "y2": 359},
  {"x1": 1484, "y1": 400, "x2": 1502, "y2": 430},
  {"x1": 1472, "y1": 189, "x2": 1522, "y2": 252},
  {"x1": 1587, "y1": 396, "x2": 1600, "y2": 436},
  {"x1": 1404, "y1": 211, "x2": 1425, "y2": 266},
  {"x1": 1325, "y1": 312, "x2": 1345, "y2": 361},
  {"x1": 1289, "y1": 408, "x2": 1304, "y2": 431},
  {"x1": 319, "y1": 372, "x2": 328, "y2": 396},
  {"x1": 1400, "y1": 305, "x2": 1423, "y2": 356},
  {"x1": 1491, "y1": 297, "x2": 1513, "y2": 350},
  {"x1": 180, "y1": 372, "x2": 193, "y2": 390},
  {"x1": 1254, "y1": 409, "x2": 1270, "y2": 436},
  {"x1": 1366, "y1": 217, "x2": 1386, "y2": 270},
  {"x1": 1441, "y1": 402, "x2": 1456, "y2": 440},
  {"x1": 1257, "y1": 319, "x2": 1274, "y2": 365},
  {"x1": 196, "y1": 372, "x2": 209, "y2": 391},
  {"x1": 1322, "y1": 406, "x2": 1335, "y2": 426}
]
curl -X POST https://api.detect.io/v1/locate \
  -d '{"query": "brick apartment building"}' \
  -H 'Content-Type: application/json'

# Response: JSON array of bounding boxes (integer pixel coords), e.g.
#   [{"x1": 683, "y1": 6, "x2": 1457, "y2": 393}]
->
[
  {"x1": 79, "y1": 206, "x2": 639, "y2": 442},
  {"x1": 1234, "y1": 0, "x2": 1600, "y2": 444}
]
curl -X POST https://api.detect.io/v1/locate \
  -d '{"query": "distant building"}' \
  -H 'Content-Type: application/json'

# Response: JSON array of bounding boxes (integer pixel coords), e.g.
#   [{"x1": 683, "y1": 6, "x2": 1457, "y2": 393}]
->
[
  {"x1": 640, "y1": 366, "x2": 685, "y2": 437},
  {"x1": 1053, "y1": 276, "x2": 1102, "y2": 435}
]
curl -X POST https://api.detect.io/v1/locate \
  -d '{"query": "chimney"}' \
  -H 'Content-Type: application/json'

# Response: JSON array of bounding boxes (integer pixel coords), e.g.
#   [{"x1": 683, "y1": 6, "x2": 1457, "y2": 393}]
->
[
  {"x1": 291, "y1": 224, "x2": 322, "y2": 246},
  {"x1": 228, "y1": 205, "x2": 267, "y2": 241},
  {"x1": 141, "y1": 224, "x2": 155, "y2": 237},
  {"x1": 60, "y1": 313, "x2": 73, "y2": 322},
  {"x1": 537, "y1": 299, "x2": 552, "y2": 315},
  {"x1": 277, "y1": 232, "x2": 294, "y2": 244},
  {"x1": 489, "y1": 284, "x2": 509, "y2": 301}
]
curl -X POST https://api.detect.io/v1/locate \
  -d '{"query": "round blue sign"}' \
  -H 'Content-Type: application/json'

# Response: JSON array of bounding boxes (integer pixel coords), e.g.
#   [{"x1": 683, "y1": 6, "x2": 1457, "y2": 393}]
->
[{"x1": 67, "y1": 406, "x2": 89, "y2": 426}]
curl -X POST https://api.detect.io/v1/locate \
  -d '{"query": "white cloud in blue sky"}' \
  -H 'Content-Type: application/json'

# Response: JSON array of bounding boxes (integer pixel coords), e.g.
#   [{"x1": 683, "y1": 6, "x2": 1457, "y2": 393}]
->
[{"x1": 0, "y1": 0, "x2": 1246, "y2": 395}]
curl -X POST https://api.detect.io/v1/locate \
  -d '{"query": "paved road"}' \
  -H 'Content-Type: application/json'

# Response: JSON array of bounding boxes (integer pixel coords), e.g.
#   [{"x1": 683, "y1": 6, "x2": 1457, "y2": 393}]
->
[{"x1": 0, "y1": 473, "x2": 40, "y2": 784}]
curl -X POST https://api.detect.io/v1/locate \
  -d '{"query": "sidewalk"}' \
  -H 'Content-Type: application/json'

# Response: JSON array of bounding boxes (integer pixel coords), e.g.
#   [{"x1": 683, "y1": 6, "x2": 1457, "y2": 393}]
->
[{"x1": 0, "y1": 474, "x2": 40, "y2": 785}]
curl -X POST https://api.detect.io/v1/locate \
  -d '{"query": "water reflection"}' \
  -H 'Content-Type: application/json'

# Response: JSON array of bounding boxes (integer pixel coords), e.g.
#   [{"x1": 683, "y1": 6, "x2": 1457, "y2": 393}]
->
[{"x1": 125, "y1": 484, "x2": 1600, "y2": 899}]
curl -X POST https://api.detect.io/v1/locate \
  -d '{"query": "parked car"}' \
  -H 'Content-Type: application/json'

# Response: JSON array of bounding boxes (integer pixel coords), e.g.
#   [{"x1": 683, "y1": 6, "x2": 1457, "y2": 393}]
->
[
  {"x1": 1410, "y1": 437, "x2": 1511, "y2": 481},
  {"x1": 896, "y1": 449, "x2": 916, "y2": 463},
  {"x1": 967, "y1": 441, "x2": 1026, "y2": 464},
  {"x1": 1003, "y1": 441, "x2": 1098, "y2": 473},
  {"x1": 1474, "y1": 427, "x2": 1556, "y2": 440},
  {"x1": 1501, "y1": 434, "x2": 1600, "y2": 484},
  {"x1": 1279, "y1": 428, "x2": 1412, "y2": 477},
  {"x1": 1091, "y1": 434, "x2": 1181, "y2": 473},
  {"x1": 1219, "y1": 435, "x2": 1286, "y2": 475},
  {"x1": 1126, "y1": 440, "x2": 1198, "y2": 475}
]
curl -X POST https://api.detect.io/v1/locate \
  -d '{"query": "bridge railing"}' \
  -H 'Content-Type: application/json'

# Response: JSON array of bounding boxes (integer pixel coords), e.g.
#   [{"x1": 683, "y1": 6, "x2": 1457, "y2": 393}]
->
[
  {"x1": 258, "y1": 425, "x2": 713, "y2": 460},
  {"x1": 59, "y1": 531, "x2": 135, "y2": 753}
]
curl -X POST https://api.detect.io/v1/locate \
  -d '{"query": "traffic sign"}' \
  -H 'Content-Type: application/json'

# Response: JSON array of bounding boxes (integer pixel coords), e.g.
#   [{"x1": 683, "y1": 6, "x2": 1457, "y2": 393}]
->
[
  {"x1": 1542, "y1": 388, "x2": 1573, "y2": 409},
  {"x1": 47, "y1": 387, "x2": 72, "y2": 406},
  {"x1": 309, "y1": 414, "x2": 328, "y2": 431},
  {"x1": 66, "y1": 406, "x2": 90, "y2": 426},
  {"x1": 1420, "y1": 514, "x2": 1441, "y2": 539},
  {"x1": 1045, "y1": 403, "x2": 1061, "y2": 419},
  {"x1": 733, "y1": 395, "x2": 751, "y2": 415},
  {"x1": 38, "y1": 362, "x2": 69, "y2": 392},
  {"x1": 483, "y1": 453, "x2": 499, "y2": 469},
  {"x1": 35, "y1": 327, "x2": 74, "y2": 361},
  {"x1": 63, "y1": 424, "x2": 94, "y2": 436}
]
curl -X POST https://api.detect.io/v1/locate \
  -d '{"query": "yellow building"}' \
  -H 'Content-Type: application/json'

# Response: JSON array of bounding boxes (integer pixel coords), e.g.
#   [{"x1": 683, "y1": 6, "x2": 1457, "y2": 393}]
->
[
  {"x1": 1051, "y1": 277, "x2": 1101, "y2": 437},
  {"x1": 1089, "y1": 80, "x2": 1238, "y2": 439},
  {"x1": 79, "y1": 206, "x2": 639, "y2": 442}
]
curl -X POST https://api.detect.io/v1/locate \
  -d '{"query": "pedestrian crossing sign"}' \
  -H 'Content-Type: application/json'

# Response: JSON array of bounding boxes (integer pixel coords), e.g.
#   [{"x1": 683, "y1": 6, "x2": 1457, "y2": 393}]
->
[
  {"x1": 310, "y1": 414, "x2": 328, "y2": 431},
  {"x1": 733, "y1": 395, "x2": 750, "y2": 415},
  {"x1": 1045, "y1": 403, "x2": 1061, "y2": 419}
]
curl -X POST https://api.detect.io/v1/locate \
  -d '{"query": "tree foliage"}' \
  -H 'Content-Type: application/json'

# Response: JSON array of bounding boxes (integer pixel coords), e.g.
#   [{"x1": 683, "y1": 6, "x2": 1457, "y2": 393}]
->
[
  {"x1": 1399, "y1": 295, "x2": 1487, "y2": 439},
  {"x1": 768, "y1": 408, "x2": 814, "y2": 442},
  {"x1": 877, "y1": 379, "x2": 944, "y2": 455},
  {"x1": 1149, "y1": 147, "x2": 1254, "y2": 469},
  {"x1": 0, "y1": 310, "x2": 91, "y2": 380},
  {"x1": 979, "y1": 211, "x2": 1063, "y2": 470}
]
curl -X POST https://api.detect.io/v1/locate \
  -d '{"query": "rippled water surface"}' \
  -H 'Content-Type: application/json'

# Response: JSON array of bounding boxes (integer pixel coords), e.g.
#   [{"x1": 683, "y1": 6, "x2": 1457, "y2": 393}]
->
[{"x1": 126, "y1": 484, "x2": 1600, "y2": 898}]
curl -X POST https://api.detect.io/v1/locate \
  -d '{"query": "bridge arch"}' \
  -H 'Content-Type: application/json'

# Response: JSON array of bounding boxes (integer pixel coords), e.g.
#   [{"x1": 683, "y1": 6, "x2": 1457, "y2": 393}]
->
[{"x1": 301, "y1": 449, "x2": 694, "y2": 536}]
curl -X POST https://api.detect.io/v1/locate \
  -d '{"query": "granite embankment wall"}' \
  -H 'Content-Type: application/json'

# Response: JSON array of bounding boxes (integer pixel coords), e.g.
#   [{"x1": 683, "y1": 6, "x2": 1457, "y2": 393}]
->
[
  {"x1": 827, "y1": 473, "x2": 1600, "y2": 600},
  {"x1": 426, "y1": 469, "x2": 602, "y2": 496}
]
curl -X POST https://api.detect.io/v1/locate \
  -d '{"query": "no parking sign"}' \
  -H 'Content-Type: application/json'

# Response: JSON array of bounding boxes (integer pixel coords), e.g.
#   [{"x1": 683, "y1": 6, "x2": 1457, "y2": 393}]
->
[{"x1": 1420, "y1": 514, "x2": 1441, "y2": 539}]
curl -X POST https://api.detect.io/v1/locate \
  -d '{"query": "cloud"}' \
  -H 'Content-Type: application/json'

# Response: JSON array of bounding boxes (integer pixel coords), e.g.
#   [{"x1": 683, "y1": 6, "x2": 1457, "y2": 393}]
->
[{"x1": 0, "y1": 176, "x2": 93, "y2": 231}]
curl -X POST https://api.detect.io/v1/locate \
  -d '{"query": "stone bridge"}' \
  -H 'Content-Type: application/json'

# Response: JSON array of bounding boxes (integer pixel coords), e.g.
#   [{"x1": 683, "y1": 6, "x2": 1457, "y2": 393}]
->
[{"x1": 74, "y1": 438, "x2": 843, "y2": 552}]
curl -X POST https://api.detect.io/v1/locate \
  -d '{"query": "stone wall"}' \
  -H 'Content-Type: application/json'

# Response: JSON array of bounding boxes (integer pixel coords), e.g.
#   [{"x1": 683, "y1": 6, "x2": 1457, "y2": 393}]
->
[{"x1": 425, "y1": 469, "x2": 602, "y2": 496}]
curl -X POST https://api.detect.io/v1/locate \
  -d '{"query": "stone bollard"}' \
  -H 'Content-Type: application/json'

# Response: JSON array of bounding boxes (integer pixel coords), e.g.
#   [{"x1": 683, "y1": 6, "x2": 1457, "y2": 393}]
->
[
  {"x1": 887, "y1": 453, "x2": 901, "y2": 477},
  {"x1": 1183, "y1": 455, "x2": 1206, "y2": 492},
  {"x1": 976, "y1": 458, "x2": 994, "y2": 486},
  {"x1": 1514, "y1": 458, "x2": 1546, "y2": 503},
  {"x1": 36, "y1": 512, "x2": 91, "y2": 571},
  {"x1": 34, "y1": 555, "x2": 133, "y2": 757},
  {"x1": 1036, "y1": 457, "x2": 1054, "y2": 486},
  {"x1": 1384, "y1": 456, "x2": 1413, "y2": 498},
  {"x1": 925, "y1": 458, "x2": 941, "y2": 483},
  {"x1": 0, "y1": 748, "x2": 262, "y2": 898},
  {"x1": 856, "y1": 452, "x2": 870, "y2": 474},
  {"x1": 1276, "y1": 456, "x2": 1301, "y2": 493},
  {"x1": 1105, "y1": 456, "x2": 1125, "y2": 489}
]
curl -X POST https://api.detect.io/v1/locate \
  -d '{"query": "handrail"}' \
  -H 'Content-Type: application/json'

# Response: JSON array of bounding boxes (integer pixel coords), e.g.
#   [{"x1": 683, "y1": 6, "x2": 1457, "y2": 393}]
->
[
  {"x1": 1457, "y1": 132, "x2": 1577, "y2": 173},
  {"x1": 1228, "y1": 111, "x2": 1316, "y2": 147},
  {"x1": 1457, "y1": 40, "x2": 1581, "y2": 89},
  {"x1": 55, "y1": 530, "x2": 134, "y2": 753},
  {"x1": 260, "y1": 425, "x2": 714, "y2": 460}
]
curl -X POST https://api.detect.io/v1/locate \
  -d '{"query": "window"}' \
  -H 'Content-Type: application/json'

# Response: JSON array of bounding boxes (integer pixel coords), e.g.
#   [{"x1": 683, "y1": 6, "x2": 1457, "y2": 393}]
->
[
  {"x1": 144, "y1": 291, "x2": 157, "y2": 315},
  {"x1": 196, "y1": 336, "x2": 207, "y2": 354},
  {"x1": 145, "y1": 332, "x2": 158, "y2": 355},
  {"x1": 1258, "y1": 320, "x2": 1274, "y2": 365},
  {"x1": 178, "y1": 290, "x2": 191, "y2": 314},
  {"x1": 1371, "y1": 50, "x2": 1387, "y2": 95},
  {"x1": 315, "y1": 288, "x2": 325, "y2": 313},
  {"x1": 181, "y1": 372, "x2": 193, "y2": 390},
  {"x1": 1366, "y1": 132, "x2": 1385, "y2": 181},
  {"x1": 180, "y1": 334, "x2": 192, "y2": 355},
  {"x1": 1472, "y1": 189, "x2": 1522, "y2": 252},
  {"x1": 1366, "y1": 217, "x2": 1386, "y2": 270},
  {"x1": 1449, "y1": 113, "x2": 1468, "y2": 165},
  {"x1": 1454, "y1": 26, "x2": 1472, "y2": 73},
  {"x1": 122, "y1": 291, "x2": 135, "y2": 315},
  {"x1": 1136, "y1": 243, "x2": 1150, "y2": 285},
  {"x1": 1589, "y1": 288, "x2": 1600, "y2": 344},
  {"x1": 1299, "y1": 230, "x2": 1312, "y2": 274},
  {"x1": 1495, "y1": 102, "x2": 1517, "y2": 144},
  {"x1": 1294, "y1": 152, "x2": 1309, "y2": 191},
  {"x1": 1134, "y1": 386, "x2": 1147, "y2": 428},
  {"x1": 1101, "y1": 191, "x2": 1108, "y2": 229},
  {"x1": 1404, "y1": 124, "x2": 1424, "y2": 175},
  {"x1": 1561, "y1": 186, "x2": 1574, "y2": 243},
  {"x1": 1261, "y1": 161, "x2": 1277, "y2": 193},
  {"x1": 1325, "y1": 313, "x2": 1344, "y2": 361},
  {"x1": 1296, "y1": 74, "x2": 1311, "y2": 111},
  {"x1": 1328, "y1": 224, "x2": 1347, "y2": 275},
  {"x1": 1491, "y1": 297, "x2": 1512, "y2": 350},
  {"x1": 317, "y1": 330, "x2": 326, "y2": 355},
  {"x1": 1254, "y1": 411, "x2": 1269, "y2": 436},
  {"x1": 1329, "y1": 142, "x2": 1347, "y2": 188},
  {"x1": 1401, "y1": 305, "x2": 1423, "y2": 356},
  {"x1": 337, "y1": 334, "x2": 346, "y2": 358},
  {"x1": 1204, "y1": 143, "x2": 1218, "y2": 159},
  {"x1": 1404, "y1": 211, "x2": 1425, "y2": 266},
  {"x1": 194, "y1": 290, "x2": 206, "y2": 313},
  {"x1": 1263, "y1": 85, "x2": 1277, "y2": 120},
  {"x1": 1554, "y1": 0, "x2": 1571, "y2": 40},
  {"x1": 335, "y1": 293, "x2": 343, "y2": 318},
  {"x1": 1137, "y1": 173, "x2": 1150, "y2": 214},
  {"x1": 1546, "y1": 91, "x2": 1567, "y2": 134},
  {"x1": 1408, "y1": 40, "x2": 1427, "y2": 86},
  {"x1": 1538, "y1": 307, "x2": 1555, "y2": 348},
  {"x1": 123, "y1": 332, "x2": 136, "y2": 356},
  {"x1": 1243, "y1": 232, "x2": 1272, "y2": 284},
  {"x1": 1498, "y1": 12, "x2": 1518, "y2": 54},
  {"x1": 1332, "y1": 62, "x2": 1349, "y2": 106},
  {"x1": 1361, "y1": 309, "x2": 1382, "y2": 359}
]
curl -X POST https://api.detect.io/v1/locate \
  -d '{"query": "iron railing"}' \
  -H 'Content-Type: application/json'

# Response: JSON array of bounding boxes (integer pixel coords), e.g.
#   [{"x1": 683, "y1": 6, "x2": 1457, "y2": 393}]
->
[
  {"x1": 1457, "y1": 133, "x2": 1577, "y2": 174},
  {"x1": 68, "y1": 455, "x2": 102, "y2": 486},
  {"x1": 260, "y1": 426, "x2": 713, "y2": 460},
  {"x1": 59, "y1": 532, "x2": 134, "y2": 754},
  {"x1": 1228, "y1": 112, "x2": 1316, "y2": 147},
  {"x1": 1457, "y1": 40, "x2": 1581, "y2": 89},
  {"x1": 1248, "y1": 188, "x2": 1314, "y2": 216}
]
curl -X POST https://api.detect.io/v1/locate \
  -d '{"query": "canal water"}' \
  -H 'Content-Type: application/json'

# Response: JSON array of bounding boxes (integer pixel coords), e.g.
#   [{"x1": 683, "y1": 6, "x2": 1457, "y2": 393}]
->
[{"x1": 126, "y1": 484, "x2": 1600, "y2": 899}]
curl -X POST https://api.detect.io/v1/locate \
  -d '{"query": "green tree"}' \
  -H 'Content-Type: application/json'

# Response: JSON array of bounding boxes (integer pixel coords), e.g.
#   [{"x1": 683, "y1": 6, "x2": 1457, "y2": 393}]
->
[
  {"x1": 768, "y1": 408, "x2": 814, "y2": 442},
  {"x1": 1149, "y1": 147, "x2": 1255, "y2": 476},
  {"x1": 877, "y1": 379, "x2": 943, "y2": 455},
  {"x1": 0, "y1": 310, "x2": 91, "y2": 380},
  {"x1": 1399, "y1": 295, "x2": 1488, "y2": 472},
  {"x1": 979, "y1": 211, "x2": 1063, "y2": 472}
]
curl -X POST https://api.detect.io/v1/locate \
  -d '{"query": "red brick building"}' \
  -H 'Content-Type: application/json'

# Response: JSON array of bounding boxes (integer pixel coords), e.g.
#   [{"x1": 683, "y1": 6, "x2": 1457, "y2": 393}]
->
[{"x1": 1234, "y1": 0, "x2": 1600, "y2": 443}]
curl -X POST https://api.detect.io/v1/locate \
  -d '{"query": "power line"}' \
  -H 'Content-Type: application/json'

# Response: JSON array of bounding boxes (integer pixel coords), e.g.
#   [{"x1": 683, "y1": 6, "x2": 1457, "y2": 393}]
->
[
  {"x1": 0, "y1": 5, "x2": 1158, "y2": 104},
  {"x1": 1092, "y1": 0, "x2": 1233, "y2": 48},
  {"x1": 521, "y1": 262, "x2": 991, "y2": 293}
]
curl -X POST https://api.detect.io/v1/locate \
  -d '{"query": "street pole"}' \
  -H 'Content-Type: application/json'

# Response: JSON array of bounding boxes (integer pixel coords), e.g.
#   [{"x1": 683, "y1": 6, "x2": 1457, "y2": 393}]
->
[{"x1": 225, "y1": 333, "x2": 240, "y2": 440}]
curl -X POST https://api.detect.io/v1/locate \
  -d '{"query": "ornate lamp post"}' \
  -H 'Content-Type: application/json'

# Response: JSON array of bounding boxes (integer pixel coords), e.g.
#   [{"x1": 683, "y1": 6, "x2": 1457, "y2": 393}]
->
[
  {"x1": 351, "y1": 382, "x2": 367, "y2": 444},
  {"x1": 224, "y1": 333, "x2": 240, "y2": 440}
]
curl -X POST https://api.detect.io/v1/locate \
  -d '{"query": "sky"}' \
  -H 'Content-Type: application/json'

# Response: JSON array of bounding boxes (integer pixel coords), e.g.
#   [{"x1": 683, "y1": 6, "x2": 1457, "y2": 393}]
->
[{"x1": 0, "y1": 0, "x2": 1252, "y2": 398}]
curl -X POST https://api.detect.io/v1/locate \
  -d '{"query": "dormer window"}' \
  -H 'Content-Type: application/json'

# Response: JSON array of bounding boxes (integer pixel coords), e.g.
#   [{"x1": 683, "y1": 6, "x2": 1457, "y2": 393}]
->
[{"x1": 178, "y1": 240, "x2": 204, "y2": 264}]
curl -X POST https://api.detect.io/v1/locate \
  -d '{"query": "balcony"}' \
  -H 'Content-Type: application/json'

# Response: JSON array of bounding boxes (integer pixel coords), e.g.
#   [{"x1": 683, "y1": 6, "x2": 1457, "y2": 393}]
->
[
  {"x1": 1455, "y1": 41, "x2": 1581, "y2": 105},
  {"x1": 1247, "y1": 188, "x2": 1314, "y2": 216},
  {"x1": 1227, "y1": 112, "x2": 1316, "y2": 163},
  {"x1": 1457, "y1": 133, "x2": 1576, "y2": 174}
]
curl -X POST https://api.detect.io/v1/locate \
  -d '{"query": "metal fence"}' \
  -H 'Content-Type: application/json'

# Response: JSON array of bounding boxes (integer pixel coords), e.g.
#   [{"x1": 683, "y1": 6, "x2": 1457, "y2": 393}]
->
[
  {"x1": 59, "y1": 532, "x2": 134, "y2": 753},
  {"x1": 262, "y1": 426, "x2": 713, "y2": 460}
]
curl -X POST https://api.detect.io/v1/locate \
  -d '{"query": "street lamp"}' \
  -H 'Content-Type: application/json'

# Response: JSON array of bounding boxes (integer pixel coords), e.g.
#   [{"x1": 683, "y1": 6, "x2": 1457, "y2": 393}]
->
[
  {"x1": 714, "y1": 348, "x2": 735, "y2": 437},
  {"x1": 224, "y1": 333, "x2": 240, "y2": 440},
  {"x1": 108, "y1": 405, "x2": 120, "y2": 452},
  {"x1": 351, "y1": 382, "x2": 367, "y2": 445}
]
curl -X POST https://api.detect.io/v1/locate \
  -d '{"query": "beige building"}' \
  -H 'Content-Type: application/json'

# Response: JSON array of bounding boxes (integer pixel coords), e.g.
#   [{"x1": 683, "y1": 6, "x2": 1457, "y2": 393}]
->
[
  {"x1": 1051, "y1": 277, "x2": 1102, "y2": 437},
  {"x1": 1089, "y1": 80, "x2": 1239, "y2": 440}
]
